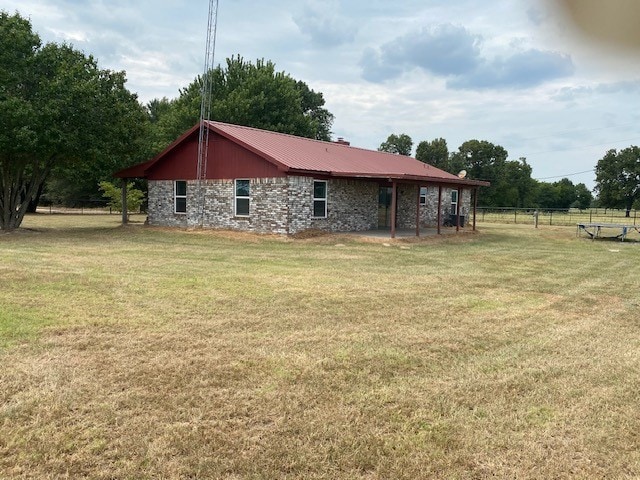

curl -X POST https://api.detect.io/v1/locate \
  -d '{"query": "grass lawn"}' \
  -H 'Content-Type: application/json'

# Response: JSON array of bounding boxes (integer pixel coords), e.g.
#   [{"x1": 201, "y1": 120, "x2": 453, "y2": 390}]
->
[{"x1": 1, "y1": 215, "x2": 639, "y2": 479}]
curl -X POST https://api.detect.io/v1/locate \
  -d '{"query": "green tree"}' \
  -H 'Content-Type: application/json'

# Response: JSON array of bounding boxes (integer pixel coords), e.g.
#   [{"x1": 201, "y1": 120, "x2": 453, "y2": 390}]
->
[
  {"x1": 595, "y1": 146, "x2": 640, "y2": 217},
  {"x1": 0, "y1": 12, "x2": 146, "y2": 230},
  {"x1": 378, "y1": 133, "x2": 413, "y2": 156},
  {"x1": 531, "y1": 178, "x2": 593, "y2": 210},
  {"x1": 450, "y1": 140, "x2": 508, "y2": 206},
  {"x1": 99, "y1": 181, "x2": 145, "y2": 214},
  {"x1": 150, "y1": 56, "x2": 334, "y2": 153},
  {"x1": 415, "y1": 137, "x2": 449, "y2": 170},
  {"x1": 501, "y1": 158, "x2": 536, "y2": 208},
  {"x1": 572, "y1": 183, "x2": 593, "y2": 209}
]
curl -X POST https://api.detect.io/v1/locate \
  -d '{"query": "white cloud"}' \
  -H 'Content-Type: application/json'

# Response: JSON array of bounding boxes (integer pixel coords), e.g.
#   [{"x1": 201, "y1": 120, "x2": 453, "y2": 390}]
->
[
  {"x1": 292, "y1": 0, "x2": 356, "y2": 47},
  {"x1": 2, "y1": 0, "x2": 640, "y2": 189}
]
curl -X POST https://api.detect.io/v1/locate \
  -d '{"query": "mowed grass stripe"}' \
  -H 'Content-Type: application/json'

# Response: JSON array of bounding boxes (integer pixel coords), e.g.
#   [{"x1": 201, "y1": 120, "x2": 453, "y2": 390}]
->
[{"x1": 1, "y1": 215, "x2": 639, "y2": 478}]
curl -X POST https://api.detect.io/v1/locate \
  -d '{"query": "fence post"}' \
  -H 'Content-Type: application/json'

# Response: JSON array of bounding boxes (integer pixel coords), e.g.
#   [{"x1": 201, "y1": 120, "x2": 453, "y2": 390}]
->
[
  {"x1": 590, "y1": 210, "x2": 592, "y2": 223},
  {"x1": 514, "y1": 210, "x2": 517, "y2": 224},
  {"x1": 534, "y1": 210, "x2": 539, "y2": 229},
  {"x1": 549, "y1": 211, "x2": 553, "y2": 225}
]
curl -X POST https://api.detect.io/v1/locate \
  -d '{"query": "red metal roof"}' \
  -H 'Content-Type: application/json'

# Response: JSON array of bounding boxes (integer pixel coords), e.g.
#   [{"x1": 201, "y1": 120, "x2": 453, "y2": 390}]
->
[{"x1": 116, "y1": 121, "x2": 489, "y2": 186}]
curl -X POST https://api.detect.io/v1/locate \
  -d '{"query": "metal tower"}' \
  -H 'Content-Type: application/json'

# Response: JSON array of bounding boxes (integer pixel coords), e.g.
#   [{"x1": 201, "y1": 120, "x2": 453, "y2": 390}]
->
[{"x1": 196, "y1": 0, "x2": 219, "y2": 224}]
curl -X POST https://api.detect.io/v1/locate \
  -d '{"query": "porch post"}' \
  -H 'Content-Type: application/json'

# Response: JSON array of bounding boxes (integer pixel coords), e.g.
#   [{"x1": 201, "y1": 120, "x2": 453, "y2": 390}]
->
[
  {"x1": 415, "y1": 185, "x2": 421, "y2": 237},
  {"x1": 473, "y1": 187, "x2": 478, "y2": 231},
  {"x1": 390, "y1": 180, "x2": 397, "y2": 239},
  {"x1": 437, "y1": 185, "x2": 442, "y2": 235},
  {"x1": 456, "y1": 186, "x2": 462, "y2": 232},
  {"x1": 121, "y1": 178, "x2": 128, "y2": 225}
]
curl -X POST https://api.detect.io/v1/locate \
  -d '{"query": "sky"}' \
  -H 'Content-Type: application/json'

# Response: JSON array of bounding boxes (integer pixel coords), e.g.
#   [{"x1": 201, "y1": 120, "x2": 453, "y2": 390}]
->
[{"x1": 3, "y1": 0, "x2": 640, "y2": 190}]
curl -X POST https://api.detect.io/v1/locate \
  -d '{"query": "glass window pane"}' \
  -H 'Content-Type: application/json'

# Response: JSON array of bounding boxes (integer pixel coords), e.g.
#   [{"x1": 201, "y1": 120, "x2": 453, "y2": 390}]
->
[
  {"x1": 175, "y1": 197, "x2": 187, "y2": 213},
  {"x1": 313, "y1": 181, "x2": 326, "y2": 199},
  {"x1": 451, "y1": 190, "x2": 458, "y2": 202},
  {"x1": 175, "y1": 180, "x2": 187, "y2": 196},
  {"x1": 236, "y1": 198, "x2": 250, "y2": 216},
  {"x1": 313, "y1": 200, "x2": 326, "y2": 218},
  {"x1": 236, "y1": 179, "x2": 250, "y2": 197}
]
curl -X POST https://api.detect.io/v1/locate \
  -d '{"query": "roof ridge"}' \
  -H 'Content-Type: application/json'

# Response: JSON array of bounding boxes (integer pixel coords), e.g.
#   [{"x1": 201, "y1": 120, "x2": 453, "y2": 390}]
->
[{"x1": 206, "y1": 119, "x2": 396, "y2": 156}]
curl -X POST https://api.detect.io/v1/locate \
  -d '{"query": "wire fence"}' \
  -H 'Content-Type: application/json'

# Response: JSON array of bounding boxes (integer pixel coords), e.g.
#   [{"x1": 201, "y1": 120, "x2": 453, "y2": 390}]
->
[
  {"x1": 33, "y1": 202, "x2": 638, "y2": 228},
  {"x1": 36, "y1": 200, "x2": 145, "y2": 215},
  {"x1": 476, "y1": 207, "x2": 638, "y2": 227}
]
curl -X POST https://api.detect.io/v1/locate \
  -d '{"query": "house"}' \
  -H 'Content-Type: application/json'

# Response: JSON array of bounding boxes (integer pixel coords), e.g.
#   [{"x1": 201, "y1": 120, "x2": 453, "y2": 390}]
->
[{"x1": 115, "y1": 121, "x2": 489, "y2": 237}]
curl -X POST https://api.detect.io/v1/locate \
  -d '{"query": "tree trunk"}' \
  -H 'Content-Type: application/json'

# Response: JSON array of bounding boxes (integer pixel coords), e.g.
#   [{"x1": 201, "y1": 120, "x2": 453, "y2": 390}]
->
[
  {"x1": 26, "y1": 181, "x2": 45, "y2": 213},
  {"x1": 0, "y1": 156, "x2": 54, "y2": 231}
]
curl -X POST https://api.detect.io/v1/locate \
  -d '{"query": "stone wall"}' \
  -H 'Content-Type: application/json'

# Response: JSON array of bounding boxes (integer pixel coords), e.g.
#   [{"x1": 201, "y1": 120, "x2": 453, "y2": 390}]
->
[
  {"x1": 147, "y1": 178, "x2": 473, "y2": 234},
  {"x1": 310, "y1": 178, "x2": 378, "y2": 233},
  {"x1": 147, "y1": 180, "x2": 188, "y2": 228},
  {"x1": 198, "y1": 178, "x2": 290, "y2": 234},
  {"x1": 419, "y1": 186, "x2": 472, "y2": 227},
  {"x1": 397, "y1": 184, "x2": 419, "y2": 229}
]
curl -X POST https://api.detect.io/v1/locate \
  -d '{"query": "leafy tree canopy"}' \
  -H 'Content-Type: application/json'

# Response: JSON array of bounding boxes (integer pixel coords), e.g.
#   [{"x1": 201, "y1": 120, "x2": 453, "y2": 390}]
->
[
  {"x1": 148, "y1": 55, "x2": 334, "y2": 153},
  {"x1": 415, "y1": 138, "x2": 448, "y2": 170},
  {"x1": 595, "y1": 146, "x2": 640, "y2": 216},
  {"x1": 378, "y1": 133, "x2": 413, "y2": 156},
  {"x1": 0, "y1": 11, "x2": 147, "y2": 230},
  {"x1": 99, "y1": 181, "x2": 145, "y2": 214}
]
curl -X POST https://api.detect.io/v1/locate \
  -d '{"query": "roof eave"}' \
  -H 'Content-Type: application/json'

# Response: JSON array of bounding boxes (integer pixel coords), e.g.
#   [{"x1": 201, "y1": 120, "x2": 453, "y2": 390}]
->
[{"x1": 320, "y1": 171, "x2": 490, "y2": 186}]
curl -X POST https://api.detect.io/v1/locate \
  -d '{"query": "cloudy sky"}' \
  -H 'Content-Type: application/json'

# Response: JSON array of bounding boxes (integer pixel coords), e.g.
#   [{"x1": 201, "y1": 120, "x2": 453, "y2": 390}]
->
[{"x1": 3, "y1": 0, "x2": 640, "y2": 190}]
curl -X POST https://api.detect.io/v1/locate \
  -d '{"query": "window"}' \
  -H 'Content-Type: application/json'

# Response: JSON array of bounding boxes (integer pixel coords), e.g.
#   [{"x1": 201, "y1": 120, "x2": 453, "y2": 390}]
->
[
  {"x1": 235, "y1": 179, "x2": 250, "y2": 216},
  {"x1": 450, "y1": 189, "x2": 458, "y2": 215},
  {"x1": 419, "y1": 187, "x2": 427, "y2": 205},
  {"x1": 313, "y1": 180, "x2": 327, "y2": 218},
  {"x1": 174, "y1": 180, "x2": 187, "y2": 214}
]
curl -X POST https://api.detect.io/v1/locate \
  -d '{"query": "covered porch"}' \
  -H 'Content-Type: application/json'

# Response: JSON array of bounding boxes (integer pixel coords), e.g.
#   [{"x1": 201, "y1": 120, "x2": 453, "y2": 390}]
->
[{"x1": 375, "y1": 178, "x2": 488, "y2": 239}]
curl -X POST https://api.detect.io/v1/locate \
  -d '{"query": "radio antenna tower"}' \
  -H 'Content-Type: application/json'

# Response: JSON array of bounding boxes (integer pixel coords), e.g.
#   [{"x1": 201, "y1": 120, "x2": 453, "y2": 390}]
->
[{"x1": 196, "y1": 0, "x2": 219, "y2": 225}]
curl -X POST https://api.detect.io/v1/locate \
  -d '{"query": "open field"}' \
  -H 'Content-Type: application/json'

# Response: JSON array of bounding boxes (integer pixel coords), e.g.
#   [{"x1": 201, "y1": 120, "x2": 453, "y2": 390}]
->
[
  {"x1": 1, "y1": 215, "x2": 639, "y2": 479},
  {"x1": 477, "y1": 207, "x2": 639, "y2": 227}
]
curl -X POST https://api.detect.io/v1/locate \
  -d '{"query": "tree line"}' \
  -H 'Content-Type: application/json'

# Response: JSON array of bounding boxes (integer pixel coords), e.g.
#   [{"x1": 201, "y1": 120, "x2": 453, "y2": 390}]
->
[
  {"x1": 2, "y1": 11, "x2": 638, "y2": 230},
  {"x1": 378, "y1": 134, "x2": 639, "y2": 213}
]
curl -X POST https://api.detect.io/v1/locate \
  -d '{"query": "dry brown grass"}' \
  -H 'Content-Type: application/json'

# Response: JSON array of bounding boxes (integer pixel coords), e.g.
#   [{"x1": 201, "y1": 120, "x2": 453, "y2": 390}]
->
[{"x1": 1, "y1": 215, "x2": 639, "y2": 478}]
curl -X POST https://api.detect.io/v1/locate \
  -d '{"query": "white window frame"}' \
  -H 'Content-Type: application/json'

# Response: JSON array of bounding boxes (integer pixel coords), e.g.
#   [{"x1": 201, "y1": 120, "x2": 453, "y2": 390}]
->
[
  {"x1": 451, "y1": 189, "x2": 459, "y2": 215},
  {"x1": 313, "y1": 180, "x2": 327, "y2": 218},
  {"x1": 174, "y1": 180, "x2": 187, "y2": 214},
  {"x1": 419, "y1": 187, "x2": 427, "y2": 206},
  {"x1": 235, "y1": 179, "x2": 250, "y2": 217}
]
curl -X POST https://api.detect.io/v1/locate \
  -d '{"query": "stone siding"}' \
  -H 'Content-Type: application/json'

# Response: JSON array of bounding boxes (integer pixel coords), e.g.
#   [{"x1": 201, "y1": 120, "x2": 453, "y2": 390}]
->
[
  {"x1": 147, "y1": 178, "x2": 472, "y2": 234},
  {"x1": 310, "y1": 179, "x2": 378, "y2": 233},
  {"x1": 419, "y1": 186, "x2": 472, "y2": 227},
  {"x1": 397, "y1": 184, "x2": 419, "y2": 229},
  {"x1": 147, "y1": 180, "x2": 188, "y2": 228}
]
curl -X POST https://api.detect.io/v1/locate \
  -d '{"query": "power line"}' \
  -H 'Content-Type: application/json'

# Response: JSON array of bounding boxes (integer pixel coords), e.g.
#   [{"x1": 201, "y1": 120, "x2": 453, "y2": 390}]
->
[{"x1": 534, "y1": 169, "x2": 595, "y2": 180}]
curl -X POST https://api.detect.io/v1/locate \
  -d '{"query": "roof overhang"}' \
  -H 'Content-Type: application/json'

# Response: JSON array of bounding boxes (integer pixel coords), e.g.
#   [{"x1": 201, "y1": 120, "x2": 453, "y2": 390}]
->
[{"x1": 288, "y1": 169, "x2": 490, "y2": 187}]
